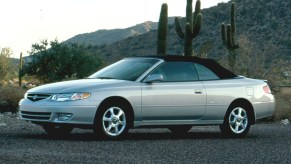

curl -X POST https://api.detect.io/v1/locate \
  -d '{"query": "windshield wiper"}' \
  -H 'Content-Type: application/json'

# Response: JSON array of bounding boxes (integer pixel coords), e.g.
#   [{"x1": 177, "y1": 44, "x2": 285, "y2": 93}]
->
[{"x1": 96, "y1": 77, "x2": 116, "y2": 79}]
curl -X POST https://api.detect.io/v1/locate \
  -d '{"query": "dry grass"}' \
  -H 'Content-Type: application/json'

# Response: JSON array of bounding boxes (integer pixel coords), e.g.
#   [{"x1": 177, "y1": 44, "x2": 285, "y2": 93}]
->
[
  {"x1": 0, "y1": 86, "x2": 27, "y2": 113},
  {"x1": 273, "y1": 93, "x2": 291, "y2": 121}
]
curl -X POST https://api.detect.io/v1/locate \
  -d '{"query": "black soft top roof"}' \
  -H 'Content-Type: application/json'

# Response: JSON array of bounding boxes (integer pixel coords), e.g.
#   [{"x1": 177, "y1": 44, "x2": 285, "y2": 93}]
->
[{"x1": 133, "y1": 55, "x2": 237, "y2": 79}]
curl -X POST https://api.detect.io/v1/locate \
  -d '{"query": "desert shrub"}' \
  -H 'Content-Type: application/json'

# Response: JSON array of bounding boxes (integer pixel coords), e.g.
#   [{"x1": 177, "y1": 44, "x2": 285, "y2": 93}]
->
[
  {"x1": 0, "y1": 86, "x2": 27, "y2": 113},
  {"x1": 0, "y1": 47, "x2": 13, "y2": 82},
  {"x1": 273, "y1": 93, "x2": 291, "y2": 121}
]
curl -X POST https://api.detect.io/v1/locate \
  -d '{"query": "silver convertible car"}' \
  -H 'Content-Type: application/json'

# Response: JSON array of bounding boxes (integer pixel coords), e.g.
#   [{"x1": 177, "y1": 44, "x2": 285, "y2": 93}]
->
[{"x1": 19, "y1": 56, "x2": 275, "y2": 139}]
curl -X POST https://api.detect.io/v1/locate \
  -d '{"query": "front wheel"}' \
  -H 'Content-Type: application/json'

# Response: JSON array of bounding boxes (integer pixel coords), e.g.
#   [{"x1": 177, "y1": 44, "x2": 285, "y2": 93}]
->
[
  {"x1": 220, "y1": 105, "x2": 251, "y2": 137},
  {"x1": 94, "y1": 103, "x2": 130, "y2": 140}
]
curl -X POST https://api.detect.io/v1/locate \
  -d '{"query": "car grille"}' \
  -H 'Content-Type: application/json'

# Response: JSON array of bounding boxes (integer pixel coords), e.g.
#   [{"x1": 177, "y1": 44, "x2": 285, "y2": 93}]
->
[
  {"x1": 20, "y1": 111, "x2": 52, "y2": 120},
  {"x1": 27, "y1": 94, "x2": 51, "y2": 101}
]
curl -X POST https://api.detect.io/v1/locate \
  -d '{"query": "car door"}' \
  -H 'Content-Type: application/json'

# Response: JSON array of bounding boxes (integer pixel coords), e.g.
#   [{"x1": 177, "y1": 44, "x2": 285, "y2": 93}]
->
[
  {"x1": 194, "y1": 63, "x2": 231, "y2": 120},
  {"x1": 141, "y1": 62, "x2": 206, "y2": 121}
]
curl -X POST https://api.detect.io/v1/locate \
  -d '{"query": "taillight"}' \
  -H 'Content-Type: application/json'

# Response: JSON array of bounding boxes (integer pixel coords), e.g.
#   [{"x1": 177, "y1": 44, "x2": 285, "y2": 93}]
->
[{"x1": 263, "y1": 85, "x2": 271, "y2": 94}]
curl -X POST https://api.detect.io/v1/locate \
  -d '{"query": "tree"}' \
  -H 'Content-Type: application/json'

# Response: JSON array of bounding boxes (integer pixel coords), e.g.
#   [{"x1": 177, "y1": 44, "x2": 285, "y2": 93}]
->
[
  {"x1": 234, "y1": 35, "x2": 264, "y2": 78},
  {"x1": 24, "y1": 39, "x2": 103, "y2": 83},
  {"x1": 0, "y1": 47, "x2": 12, "y2": 81},
  {"x1": 220, "y1": 34, "x2": 287, "y2": 86},
  {"x1": 195, "y1": 41, "x2": 213, "y2": 58}
]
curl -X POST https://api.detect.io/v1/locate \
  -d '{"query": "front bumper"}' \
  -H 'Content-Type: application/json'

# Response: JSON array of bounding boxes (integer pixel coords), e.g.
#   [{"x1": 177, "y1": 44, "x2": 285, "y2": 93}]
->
[{"x1": 19, "y1": 99, "x2": 98, "y2": 125}]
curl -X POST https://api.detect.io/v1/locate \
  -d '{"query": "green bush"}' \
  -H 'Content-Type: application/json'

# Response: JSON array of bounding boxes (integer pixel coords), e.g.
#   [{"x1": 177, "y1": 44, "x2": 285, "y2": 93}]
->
[{"x1": 25, "y1": 39, "x2": 103, "y2": 83}]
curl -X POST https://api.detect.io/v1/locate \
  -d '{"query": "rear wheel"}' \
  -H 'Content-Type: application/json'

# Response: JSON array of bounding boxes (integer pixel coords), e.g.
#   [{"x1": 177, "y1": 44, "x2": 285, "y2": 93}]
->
[
  {"x1": 220, "y1": 105, "x2": 251, "y2": 137},
  {"x1": 94, "y1": 102, "x2": 130, "y2": 140},
  {"x1": 42, "y1": 124, "x2": 73, "y2": 136}
]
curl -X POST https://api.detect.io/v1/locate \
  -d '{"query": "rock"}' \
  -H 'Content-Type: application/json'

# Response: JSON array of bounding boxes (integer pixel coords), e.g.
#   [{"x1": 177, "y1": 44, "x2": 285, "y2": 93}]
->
[
  {"x1": 0, "y1": 123, "x2": 7, "y2": 126},
  {"x1": 281, "y1": 119, "x2": 290, "y2": 125},
  {"x1": 6, "y1": 112, "x2": 12, "y2": 116}
]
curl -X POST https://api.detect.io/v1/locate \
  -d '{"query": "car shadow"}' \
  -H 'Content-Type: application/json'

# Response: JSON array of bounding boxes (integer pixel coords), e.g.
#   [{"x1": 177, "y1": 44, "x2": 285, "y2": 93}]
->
[{"x1": 19, "y1": 128, "x2": 258, "y2": 141}]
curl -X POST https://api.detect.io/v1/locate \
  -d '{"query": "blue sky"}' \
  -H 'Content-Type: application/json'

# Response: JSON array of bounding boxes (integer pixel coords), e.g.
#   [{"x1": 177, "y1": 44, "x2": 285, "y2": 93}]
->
[{"x1": 0, "y1": 0, "x2": 230, "y2": 58}]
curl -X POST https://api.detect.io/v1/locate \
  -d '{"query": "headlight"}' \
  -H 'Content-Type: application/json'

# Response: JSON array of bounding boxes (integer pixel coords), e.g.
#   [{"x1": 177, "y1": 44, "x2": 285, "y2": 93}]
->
[{"x1": 50, "y1": 93, "x2": 91, "y2": 102}]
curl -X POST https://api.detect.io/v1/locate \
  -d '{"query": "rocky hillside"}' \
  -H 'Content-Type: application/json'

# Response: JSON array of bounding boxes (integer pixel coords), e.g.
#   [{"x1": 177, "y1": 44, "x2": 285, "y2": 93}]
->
[
  {"x1": 65, "y1": 0, "x2": 290, "y2": 63},
  {"x1": 65, "y1": 19, "x2": 174, "y2": 46}
]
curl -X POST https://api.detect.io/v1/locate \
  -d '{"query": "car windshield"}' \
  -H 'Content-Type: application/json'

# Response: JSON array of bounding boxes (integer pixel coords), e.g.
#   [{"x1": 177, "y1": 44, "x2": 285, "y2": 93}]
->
[{"x1": 88, "y1": 58, "x2": 160, "y2": 81}]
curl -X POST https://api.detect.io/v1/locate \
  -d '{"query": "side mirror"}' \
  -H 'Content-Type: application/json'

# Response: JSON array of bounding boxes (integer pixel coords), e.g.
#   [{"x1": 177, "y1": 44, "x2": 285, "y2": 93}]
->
[{"x1": 144, "y1": 74, "x2": 164, "y2": 83}]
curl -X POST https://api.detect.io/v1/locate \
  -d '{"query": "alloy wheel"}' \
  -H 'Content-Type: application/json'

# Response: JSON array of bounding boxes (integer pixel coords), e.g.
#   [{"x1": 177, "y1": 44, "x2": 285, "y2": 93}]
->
[
  {"x1": 228, "y1": 107, "x2": 248, "y2": 134},
  {"x1": 102, "y1": 107, "x2": 127, "y2": 137}
]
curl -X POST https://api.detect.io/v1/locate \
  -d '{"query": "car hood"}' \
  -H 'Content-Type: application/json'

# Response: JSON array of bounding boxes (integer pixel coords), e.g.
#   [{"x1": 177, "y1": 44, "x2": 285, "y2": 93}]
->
[{"x1": 27, "y1": 79, "x2": 137, "y2": 93}]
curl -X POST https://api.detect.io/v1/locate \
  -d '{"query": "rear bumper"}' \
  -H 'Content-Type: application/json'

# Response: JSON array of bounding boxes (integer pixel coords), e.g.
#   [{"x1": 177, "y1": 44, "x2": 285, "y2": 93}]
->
[{"x1": 253, "y1": 99, "x2": 275, "y2": 120}]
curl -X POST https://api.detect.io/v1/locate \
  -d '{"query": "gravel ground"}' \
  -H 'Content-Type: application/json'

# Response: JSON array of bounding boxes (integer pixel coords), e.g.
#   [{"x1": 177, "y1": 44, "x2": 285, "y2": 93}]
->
[{"x1": 0, "y1": 113, "x2": 290, "y2": 164}]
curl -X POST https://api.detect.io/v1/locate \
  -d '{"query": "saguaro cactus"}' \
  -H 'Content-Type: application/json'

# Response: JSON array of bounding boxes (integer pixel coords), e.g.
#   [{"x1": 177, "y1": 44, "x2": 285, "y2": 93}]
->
[
  {"x1": 157, "y1": 3, "x2": 168, "y2": 55},
  {"x1": 221, "y1": 2, "x2": 239, "y2": 72},
  {"x1": 18, "y1": 52, "x2": 23, "y2": 87},
  {"x1": 175, "y1": 0, "x2": 202, "y2": 56}
]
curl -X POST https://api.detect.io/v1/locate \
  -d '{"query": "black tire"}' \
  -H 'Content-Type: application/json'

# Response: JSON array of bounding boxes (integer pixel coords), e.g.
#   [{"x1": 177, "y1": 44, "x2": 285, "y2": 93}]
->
[
  {"x1": 94, "y1": 102, "x2": 131, "y2": 140},
  {"x1": 42, "y1": 124, "x2": 73, "y2": 136},
  {"x1": 220, "y1": 104, "x2": 251, "y2": 138},
  {"x1": 169, "y1": 125, "x2": 192, "y2": 134}
]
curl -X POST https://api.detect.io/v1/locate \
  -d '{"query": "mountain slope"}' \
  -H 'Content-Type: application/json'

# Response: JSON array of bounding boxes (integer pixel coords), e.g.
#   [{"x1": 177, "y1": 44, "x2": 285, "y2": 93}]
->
[
  {"x1": 65, "y1": 21, "x2": 157, "y2": 46},
  {"x1": 65, "y1": 19, "x2": 174, "y2": 46},
  {"x1": 65, "y1": 0, "x2": 291, "y2": 63}
]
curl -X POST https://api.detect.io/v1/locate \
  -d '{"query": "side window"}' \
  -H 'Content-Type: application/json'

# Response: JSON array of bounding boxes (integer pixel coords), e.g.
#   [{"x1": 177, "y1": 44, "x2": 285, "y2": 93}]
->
[
  {"x1": 195, "y1": 63, "x2": 219, "y2": 80},
  {"x1": 150, "y1": 62, "x2": 198, "y2": 82}
]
